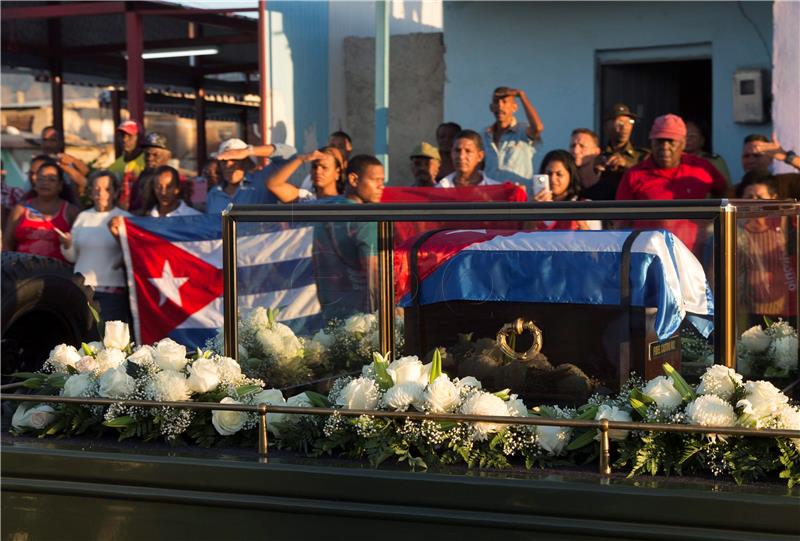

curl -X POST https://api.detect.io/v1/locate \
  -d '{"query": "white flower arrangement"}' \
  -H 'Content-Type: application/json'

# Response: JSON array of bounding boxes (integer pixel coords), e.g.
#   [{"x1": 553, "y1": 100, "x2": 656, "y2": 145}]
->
[
  {"x1": 737, "y1": 320, "x2": 798, "y2": 378},
  {"x1": 11, "y1": 321, "x2": 265, "y2": 443}
]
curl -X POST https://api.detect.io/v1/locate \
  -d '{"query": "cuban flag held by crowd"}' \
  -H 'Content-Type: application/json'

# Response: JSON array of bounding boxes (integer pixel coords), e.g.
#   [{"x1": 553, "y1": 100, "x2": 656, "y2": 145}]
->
[{"x1": 120, "y1": 214, "x2": 320, "y2": 348}]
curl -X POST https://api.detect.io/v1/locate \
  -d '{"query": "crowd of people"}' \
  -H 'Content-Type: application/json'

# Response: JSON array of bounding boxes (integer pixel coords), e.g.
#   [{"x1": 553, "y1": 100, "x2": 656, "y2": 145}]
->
[{"x1": 2, "y1": 85, "x2": 798, "y2": 328}]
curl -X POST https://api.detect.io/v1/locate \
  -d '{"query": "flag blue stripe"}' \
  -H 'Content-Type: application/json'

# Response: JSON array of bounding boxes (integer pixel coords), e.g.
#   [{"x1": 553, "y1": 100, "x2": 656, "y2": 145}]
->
[
  {"x1": 237, "y1": 258, "x2": 314, "y2": 295},
  {"x1": 128, "y1": 213, "x2": 310, "y2": 242}
]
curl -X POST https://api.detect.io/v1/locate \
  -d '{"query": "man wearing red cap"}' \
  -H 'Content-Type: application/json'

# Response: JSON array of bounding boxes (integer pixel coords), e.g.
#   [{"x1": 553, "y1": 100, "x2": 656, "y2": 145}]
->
[
  {"x1": 109, "y1": 120, "x2": 146, "y2": 210},
  {"x1": 616, "y1": 113, "x2": 727, "y2": 252}
]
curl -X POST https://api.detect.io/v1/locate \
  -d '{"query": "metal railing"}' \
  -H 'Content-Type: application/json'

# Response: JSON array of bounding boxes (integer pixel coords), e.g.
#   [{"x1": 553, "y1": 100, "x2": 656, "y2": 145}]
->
[{"x1": 3, "y1": 387, "x2": 799, "y2": 475}]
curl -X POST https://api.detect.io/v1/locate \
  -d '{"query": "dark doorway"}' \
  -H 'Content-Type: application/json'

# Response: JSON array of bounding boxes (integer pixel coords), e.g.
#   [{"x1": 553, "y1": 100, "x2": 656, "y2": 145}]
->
[{"x1": 600, "y1": 59, "x2": 712, "y2": 150}]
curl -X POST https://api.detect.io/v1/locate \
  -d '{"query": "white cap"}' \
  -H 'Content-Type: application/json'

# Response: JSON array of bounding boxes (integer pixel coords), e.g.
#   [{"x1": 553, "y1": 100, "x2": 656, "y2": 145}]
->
[{"x1": 212, "y1": 138, "x2": 248, "y2": 157}]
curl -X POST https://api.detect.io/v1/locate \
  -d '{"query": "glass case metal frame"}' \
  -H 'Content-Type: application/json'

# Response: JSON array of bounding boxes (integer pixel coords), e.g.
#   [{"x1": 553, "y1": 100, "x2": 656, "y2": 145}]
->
[{"x1": 221, "y1": 199, "x2": 800, "y2": 370}]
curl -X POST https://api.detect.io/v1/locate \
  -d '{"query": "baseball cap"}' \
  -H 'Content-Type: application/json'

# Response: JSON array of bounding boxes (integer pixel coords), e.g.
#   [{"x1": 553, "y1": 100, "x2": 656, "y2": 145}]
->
[
  {"x1": 604, "y1": 103, "x2": 639, "y2": 121},
  {"x1": 649, "y1": 114, "x2": 687, "y2": 140},
  {"x1": 117, "y1": 120, "x2": 139, "y2": 135},
  {"x1": 409, "y1": 141, "x2": 441, "y2": 161},
  {"x1": 211, "y1": 138, "x2": 249, "y2": 158},
  {"x1": 142, "y1": 132, "x2": 169, "y2": 150}
]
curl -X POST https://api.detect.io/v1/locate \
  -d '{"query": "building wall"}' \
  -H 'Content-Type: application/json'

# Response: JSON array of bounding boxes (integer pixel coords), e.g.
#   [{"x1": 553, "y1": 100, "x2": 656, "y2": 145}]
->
[
  {"x1": 772, "y1": 0, "x2": 799, "y2": 175},
  {"x1": 265, "y1": 1, "x2": 329, "y2": 153},
  {"x1": 328, "y1": 0, "x2": 443, "y2": 170},
  {"x1": 443, "y1": 1, "x2": 774, "y2": 183}
]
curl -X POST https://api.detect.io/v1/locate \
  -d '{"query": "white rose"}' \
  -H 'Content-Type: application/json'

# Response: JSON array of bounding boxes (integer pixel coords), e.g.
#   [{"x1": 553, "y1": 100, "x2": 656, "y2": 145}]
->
[
  {"x1": 186, "y1": 358, "x2": 221, "y2": 393},
  {"x1": 460, "y1": 392, "x2": 510, "y2": 440},
  {"x1": 98, "y1": 366, "x2": 135, "y2": 398},
  {"x1": 696, "y1": 365, "x2": 743, "y2": 400},
  {"x1": 95, "y1": 348, "x2": 126, "y2": 374},
  {"x1": 253, "y1": 388, "x2": 287, "y2": 435},
  {"x1": 455, "y1": 376, "x2": 482, "y2": 390},
  {"x1": 12, "y1": 403, "x2": 56, "y2": 430},
  {"x1": 103, "y1": 321, "x2": 131, "y2": 350},
  {"x1": 387, "y1": 356, "x2": 427, "y2": 386},
  {"x1": 75, "y1": 355, "x2": 99, "y2": 374},
  {"x1": 248, "y1": 307, "x2": 271, "y2": 328},
  {"x1": 424, "y1": 375, "x2": 461, "y2": 413},
  {"x1": 344, "y1": 313, "x2": 372, "y2": 334},
  {"x1": 147, "y1": 370, "x2": 191, "y2": 402},
  {"x1": 336, "y1": 377, "x2": 380, "y2": 410},
  {"x1": 278, "y1": 392, "x2": 314, "y2": 427},
  {"x1": 778, "y1": 404, "x2": 800, "y2": 450},
  {"x1": 62, "y1": 373, "x2": 94, "y2": 397},
  {"x1": 741, "y1": 380, "x2": 789, "y2": 419},
  {"x1": 311, "y1": 329, "x2": 333, "y2": 348},
  {"x1": 216, "y1": 356, "x2": 243, "y2": 383},
  {"x1": 685, "y1": 395, "x2": 737, "y2": 427},
  {"x1": 153, "y1": 338, "x2": 188, "y2": 372},
  {"x1": 127, "y1": 345, "x2": 155, "y2": 366},
  {"x1": 740, "y1": 325, "x2": 771, "y2": 353},
  {"x1": 506, "y1": 397, "x2": 529, "y2": 418},
  {"x1": 46, "y1": 344, "x2": 82, "y2": 373},
  {"x1": 381, "y1": 382, "x2": 424, "y2": 411},
  {"x1": 212, "y1": 397, "x2": 247, "y2": 436},
  {"x1": 771, "y1": 335, "x2": 798, "y2": 372},
  {"x1": 642, "y1": 376, "x2": 683, "y2": 410},
  {"x1": 537, "y1": 425, "x2": 572, "y2": 456},
  {"x1": 595, "y1": 404, "x2": 632, "y2": 441}
]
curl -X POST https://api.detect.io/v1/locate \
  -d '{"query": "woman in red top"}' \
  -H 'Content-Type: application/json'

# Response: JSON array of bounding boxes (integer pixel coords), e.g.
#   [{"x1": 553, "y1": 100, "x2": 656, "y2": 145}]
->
[
  {"x1": 531, "y1": 150, "x2": 600, "y2": 231},
  {"x1": 2, "y1": 159, "x2": 80, "y2": 261}
]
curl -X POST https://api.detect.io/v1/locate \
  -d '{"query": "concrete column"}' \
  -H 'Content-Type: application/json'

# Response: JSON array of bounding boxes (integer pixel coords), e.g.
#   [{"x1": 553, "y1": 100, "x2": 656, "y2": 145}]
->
[{"x1": 125, "y1": 11, "x2": 145, "y2": 128}]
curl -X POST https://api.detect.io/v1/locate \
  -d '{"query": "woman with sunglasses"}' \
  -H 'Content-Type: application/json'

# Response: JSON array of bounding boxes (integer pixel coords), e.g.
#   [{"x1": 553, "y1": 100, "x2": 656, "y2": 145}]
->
[{"x1": 2, "y1": 159, "x2": 80, "y2": 261}]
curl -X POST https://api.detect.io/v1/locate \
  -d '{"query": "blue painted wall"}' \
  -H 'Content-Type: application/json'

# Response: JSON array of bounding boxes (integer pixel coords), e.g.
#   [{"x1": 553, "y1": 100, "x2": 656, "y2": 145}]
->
[
  {"x1": 268, "y1": 1, "x2": 329, "y2": 152},
  {"x1": 443, "y1": 1, "x2": 773, "y2": 183}
]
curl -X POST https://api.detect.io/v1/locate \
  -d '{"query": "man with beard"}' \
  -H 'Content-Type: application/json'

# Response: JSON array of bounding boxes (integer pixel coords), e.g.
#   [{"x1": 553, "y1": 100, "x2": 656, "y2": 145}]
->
[
  {"x1": 481, "y1": 87, "x2": 543, "y2": 184},
  {"x1": 129, "y1": 132, "x2": 173, "y2": 213},
  {"x1": 615, "y1": 114, "x2": 727, "y2": 252}
]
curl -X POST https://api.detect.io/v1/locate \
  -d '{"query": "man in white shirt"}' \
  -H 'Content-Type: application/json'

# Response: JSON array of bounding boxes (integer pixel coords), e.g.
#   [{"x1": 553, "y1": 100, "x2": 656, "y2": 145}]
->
[{"x1": 436, "y1": 130, "x2": 501, "y2": 188}]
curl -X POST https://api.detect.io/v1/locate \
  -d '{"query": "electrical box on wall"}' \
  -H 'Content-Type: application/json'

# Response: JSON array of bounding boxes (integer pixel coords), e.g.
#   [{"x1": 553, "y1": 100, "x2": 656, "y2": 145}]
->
[{"x1": 733, "y1": 69, "x2": 770, "y2": 124}]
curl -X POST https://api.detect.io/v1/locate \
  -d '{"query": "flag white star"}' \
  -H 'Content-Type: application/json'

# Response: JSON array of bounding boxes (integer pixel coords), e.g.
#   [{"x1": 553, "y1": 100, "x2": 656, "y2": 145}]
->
[{"x1": 148, "y1": 260, "x2": 188, "y2": 307}]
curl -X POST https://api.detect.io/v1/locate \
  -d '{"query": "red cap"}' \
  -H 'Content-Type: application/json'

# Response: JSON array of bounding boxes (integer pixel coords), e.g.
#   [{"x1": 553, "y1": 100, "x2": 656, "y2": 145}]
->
[
  {"x1": 117, "y1": 120, "x2": 139, "y2": 135},
  {"x1": 649, "y1": 114, "x2": 686, "y2": 140}
]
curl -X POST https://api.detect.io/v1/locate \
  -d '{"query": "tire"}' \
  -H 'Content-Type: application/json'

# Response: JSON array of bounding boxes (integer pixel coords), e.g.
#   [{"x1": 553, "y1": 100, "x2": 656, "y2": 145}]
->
[{"x1": 1, "y1": 252, "x2": 98, "y2": 379}]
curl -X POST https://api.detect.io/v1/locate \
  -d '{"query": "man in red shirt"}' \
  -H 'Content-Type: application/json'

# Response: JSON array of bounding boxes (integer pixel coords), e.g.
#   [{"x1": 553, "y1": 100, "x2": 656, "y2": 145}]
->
[{"x1": 616, "y1": 114, "x2": 727, "y2": 253}]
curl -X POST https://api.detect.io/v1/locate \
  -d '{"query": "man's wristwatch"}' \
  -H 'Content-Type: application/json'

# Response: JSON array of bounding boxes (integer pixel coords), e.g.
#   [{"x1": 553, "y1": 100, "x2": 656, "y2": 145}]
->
[{"x1": 785, "y1": 150, "x2": 797, "y2": 165}]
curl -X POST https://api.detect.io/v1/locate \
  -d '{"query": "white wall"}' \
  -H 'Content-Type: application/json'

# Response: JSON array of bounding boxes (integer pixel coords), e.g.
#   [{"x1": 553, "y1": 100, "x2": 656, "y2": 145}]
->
[
  {"x1": 328, "y1": 0, "x2": 443, "y2": 135},
  {"x1": 444, "y1": 1, "x2": 775, "y2": 183},
  {"x1": 772, "y1": 0, "x2": 800, "y2": 175}
]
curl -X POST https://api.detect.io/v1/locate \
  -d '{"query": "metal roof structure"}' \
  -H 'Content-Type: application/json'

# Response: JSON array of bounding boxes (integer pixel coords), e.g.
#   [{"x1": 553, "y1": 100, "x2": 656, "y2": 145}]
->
[{"x1": 2, "y1": 0, "x2": 266, "y2": 166}]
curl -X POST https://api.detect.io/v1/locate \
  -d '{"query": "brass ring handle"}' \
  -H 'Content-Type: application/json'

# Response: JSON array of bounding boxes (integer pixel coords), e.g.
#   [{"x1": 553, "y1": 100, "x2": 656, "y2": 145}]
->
[{"x1": 496, "y1": 318, "x2": 543, "y2": 360}]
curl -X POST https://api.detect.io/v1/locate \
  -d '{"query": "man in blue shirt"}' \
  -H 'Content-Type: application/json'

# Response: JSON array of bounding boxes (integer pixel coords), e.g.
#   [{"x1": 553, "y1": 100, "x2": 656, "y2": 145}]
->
[
  {"x1": 206, "y1": 138, "x2": 296, "y2": 214},
  {"x1": 312, "y1": 154, "x2": 384, "y2": 321},
  {"x1": 482, "y1": 87, "x2": 544, "y2": 185}
]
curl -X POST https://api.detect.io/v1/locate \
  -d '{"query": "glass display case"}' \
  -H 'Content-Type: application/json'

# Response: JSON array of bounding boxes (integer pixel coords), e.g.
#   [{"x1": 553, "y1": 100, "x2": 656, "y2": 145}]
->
[{"x1": 222, "y1": 199, "x2": 799, "y2": 405}]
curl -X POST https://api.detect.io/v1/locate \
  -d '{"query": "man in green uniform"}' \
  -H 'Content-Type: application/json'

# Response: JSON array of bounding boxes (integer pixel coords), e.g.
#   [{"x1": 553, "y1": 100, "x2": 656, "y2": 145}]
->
[
  {"x1": 312, "y1": 154, "x2": 385, "y2": 321},
  {"x1": 602, "y1": 103, "x2": 649, "y2": 173}
]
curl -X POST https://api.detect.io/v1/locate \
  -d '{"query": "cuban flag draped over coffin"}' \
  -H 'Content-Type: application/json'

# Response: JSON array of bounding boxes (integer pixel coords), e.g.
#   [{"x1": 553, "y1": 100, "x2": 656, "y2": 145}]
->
[
  {"x1": 395, "y1": 229, "x2": 714, "y2": 341},
  {"x1": 120, "y1": 214, "x2": 320, "y2": 348}
]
